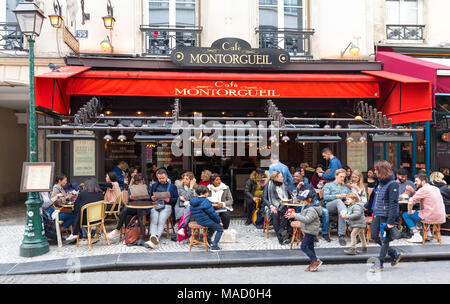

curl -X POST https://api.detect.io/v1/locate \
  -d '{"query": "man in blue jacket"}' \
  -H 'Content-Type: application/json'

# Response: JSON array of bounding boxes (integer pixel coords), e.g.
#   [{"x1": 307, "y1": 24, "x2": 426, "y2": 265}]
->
[
  {"x1": 318, "y1": 148, "x2": 342, "y2": 181},
  {"x1": 269, "y1": 154, "x2": 294, "y2": 186},
  {"x1": 190, "y1": 185, "x2": 223, "y2": 252}
]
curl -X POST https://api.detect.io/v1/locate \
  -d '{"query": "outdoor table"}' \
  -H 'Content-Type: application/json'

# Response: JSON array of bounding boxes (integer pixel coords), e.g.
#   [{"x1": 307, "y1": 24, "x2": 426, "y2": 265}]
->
[
  {"x1": 124, "y1": 201, "x2": 157, "y2": 246},
  {"x1": 280, "y1": 201, "x2": 307, "y2": 207}
]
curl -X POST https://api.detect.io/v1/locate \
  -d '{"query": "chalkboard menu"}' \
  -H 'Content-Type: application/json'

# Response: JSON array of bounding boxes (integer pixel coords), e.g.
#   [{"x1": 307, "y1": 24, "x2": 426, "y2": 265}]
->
[{"x1": 346, "y1": 132, "x2": 367, "y2": 172}]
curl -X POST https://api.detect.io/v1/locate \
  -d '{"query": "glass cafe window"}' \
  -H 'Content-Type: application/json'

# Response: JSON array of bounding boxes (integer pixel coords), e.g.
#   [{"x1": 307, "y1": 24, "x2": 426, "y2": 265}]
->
[{"x1": 149, "y1": 0, "x2": 170, "y2": 27}]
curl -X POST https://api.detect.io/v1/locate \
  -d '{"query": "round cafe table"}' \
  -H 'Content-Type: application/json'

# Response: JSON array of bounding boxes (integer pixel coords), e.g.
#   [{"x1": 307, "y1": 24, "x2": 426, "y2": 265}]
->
[
  {"x1": 280, "y1": 201, "x2": 307, "y2": 207},
  {"x1": 124, "y1": 201, "x2": 158, "y2": 246}
]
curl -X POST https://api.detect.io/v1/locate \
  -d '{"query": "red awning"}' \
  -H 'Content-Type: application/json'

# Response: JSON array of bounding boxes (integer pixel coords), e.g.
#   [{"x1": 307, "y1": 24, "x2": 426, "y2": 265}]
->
[
  {"x1": 362, "y1": 70, "x2": 432, "y2": 125},
  {"x1": 35, "y1": 66, "x2": 91, "y2": 115},
  {"x1": 35, "y1": 70, "x2": 380, "y2": 115}
]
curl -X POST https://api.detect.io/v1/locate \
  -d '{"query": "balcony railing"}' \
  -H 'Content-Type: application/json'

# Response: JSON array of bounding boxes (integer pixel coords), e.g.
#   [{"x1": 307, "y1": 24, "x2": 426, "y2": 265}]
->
[
  {"x1": 0, "y1": 22, "x2": 26, "y2": 51},
  {"x1": 256, "y1": 27, "x2": 315, "y2": 59},
  {"x1": 386, "y1": 24, "x2": 425, "y2": 41},
  {"x1": 140, "y1": 25, "x2": 202, "y2": 56}
]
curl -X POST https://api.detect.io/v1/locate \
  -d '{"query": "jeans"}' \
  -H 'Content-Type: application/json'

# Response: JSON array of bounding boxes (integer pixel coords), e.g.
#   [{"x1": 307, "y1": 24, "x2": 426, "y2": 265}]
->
[
  {"x1": 150, "y1": 205, "x2": 172, "y2": 237},
  {"x1": 301, "y1": 233, "x2": 318, "y2": 262},
  {"x1": 325, "y1": 199, "x2": 347, "y2": 236},
  {"x1": 48, "y1": 208, "x2": 76, "y2": 229},
  {"x1": 296, "y1": 202, "x2": 329, "y2": 236},
  {"x1": 371, "y1": 215, "x2": 399, "y2": 266},
  {"x1": 207, "y1": 222, "x2": 224, "y2": 247},
  {"x1": 270, "y1": 207, "x2": 289, "y2": 238},
  {"x1": 402, "y1": 211, "x2": 423, "y2": 230}
]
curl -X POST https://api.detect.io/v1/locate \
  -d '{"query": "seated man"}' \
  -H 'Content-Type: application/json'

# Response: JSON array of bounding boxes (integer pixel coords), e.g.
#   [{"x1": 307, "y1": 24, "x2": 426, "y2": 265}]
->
[
  {"x1": 403, "y1": 173, "x2": 446, "y2": 243},
  {"x1": 323, "y1": 169, "x2": 351, "y2": 246},
  {"x1": 289, "y1": 170, "x2": 331, "y2": 242}
]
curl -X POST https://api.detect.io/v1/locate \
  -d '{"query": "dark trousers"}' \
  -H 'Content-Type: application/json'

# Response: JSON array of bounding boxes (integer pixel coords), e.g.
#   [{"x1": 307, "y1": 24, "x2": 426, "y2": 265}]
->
[
  {"x1": 244, "y1": 198, "x2": 256, "y2": 223},
  {"x1": 116, "y1": 207, "x2": 149, "y2": 230},
  {"x1": 301, "y1": 233, "x2": 318, "y2": 262},
  {"x1": 271, "y1": 207, "x2": 290, "y2": 237},
  {"x1": 371, "y1": 215, "x2": 399, "y2": 265},
  {"x1": 218, "y1": 210, "x2": 231, "y2": 229},
  {"x1": 207, "y1": 222, "x2": 224, "y2": 247}
]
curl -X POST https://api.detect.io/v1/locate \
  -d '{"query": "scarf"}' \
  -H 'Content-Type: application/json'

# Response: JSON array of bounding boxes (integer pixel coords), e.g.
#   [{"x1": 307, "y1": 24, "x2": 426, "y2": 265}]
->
[{"x1": 208, "y1": 183, "x2": 228, "y2": 203}]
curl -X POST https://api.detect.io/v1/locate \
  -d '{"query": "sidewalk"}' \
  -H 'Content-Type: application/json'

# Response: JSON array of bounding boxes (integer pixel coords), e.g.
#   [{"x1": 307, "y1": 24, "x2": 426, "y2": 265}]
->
[{"x1": 1, "y1": 204, "x2": 450, "y2": 275}]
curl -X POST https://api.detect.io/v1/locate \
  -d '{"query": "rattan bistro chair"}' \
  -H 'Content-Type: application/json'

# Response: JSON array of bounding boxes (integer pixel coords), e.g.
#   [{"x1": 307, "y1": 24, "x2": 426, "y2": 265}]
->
[
  {"x1": 77, "y1": 201, "x2": 110, "y2": 250},
  {"x1": 104, "y1": 192, "x2": 123, "y2": 225}
]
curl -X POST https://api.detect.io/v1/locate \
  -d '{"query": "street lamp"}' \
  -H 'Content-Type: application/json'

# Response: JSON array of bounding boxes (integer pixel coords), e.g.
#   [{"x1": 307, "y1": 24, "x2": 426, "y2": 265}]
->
[
  {"x1": 13, "y1": 0, "x2": 49, "y2": 257},
  {"x1": 102, "y1": 0, "x2": 115, "y2": 30}
]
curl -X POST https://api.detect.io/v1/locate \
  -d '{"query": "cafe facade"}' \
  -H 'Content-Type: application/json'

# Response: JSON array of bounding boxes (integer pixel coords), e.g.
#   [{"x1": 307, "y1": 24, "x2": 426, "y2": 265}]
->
[{"x1": 32, "y1": 37, "x2": 431, "y2": 209}]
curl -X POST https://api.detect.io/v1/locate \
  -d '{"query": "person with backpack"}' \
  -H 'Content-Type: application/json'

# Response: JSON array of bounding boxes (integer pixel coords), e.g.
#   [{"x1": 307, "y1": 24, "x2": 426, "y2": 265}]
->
[
  {"x1": 285, "y1": 189, "x2": 323, "y2": 271},
  {"x1": 369, "y1": 160, "x2": 403, "y2": 273},
  {"x1": 190, "y1": 185, "x2": 223, "y2": 252}
]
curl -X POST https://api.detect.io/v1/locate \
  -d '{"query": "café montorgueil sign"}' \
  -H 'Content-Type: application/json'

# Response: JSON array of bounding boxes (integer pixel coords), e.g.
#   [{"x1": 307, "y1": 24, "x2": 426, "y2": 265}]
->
[{"x1": 171, "y1": 38, "x2": 290, "y2": 68}]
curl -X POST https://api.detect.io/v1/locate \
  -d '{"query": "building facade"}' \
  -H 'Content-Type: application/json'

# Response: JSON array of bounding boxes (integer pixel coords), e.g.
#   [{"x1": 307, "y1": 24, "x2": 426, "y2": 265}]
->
[{"x1": 1, "y1": 0, "x2": 447, "y2": 206}]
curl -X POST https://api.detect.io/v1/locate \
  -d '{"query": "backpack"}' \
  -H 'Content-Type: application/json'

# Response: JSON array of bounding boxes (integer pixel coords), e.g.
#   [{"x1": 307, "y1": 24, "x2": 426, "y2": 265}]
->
[
  {"x1": 42, "y1": 209, "x2": 58, "y2": 242},
  {"x1": 124, "y1": 216, "x2": 142, "y2": 245}
]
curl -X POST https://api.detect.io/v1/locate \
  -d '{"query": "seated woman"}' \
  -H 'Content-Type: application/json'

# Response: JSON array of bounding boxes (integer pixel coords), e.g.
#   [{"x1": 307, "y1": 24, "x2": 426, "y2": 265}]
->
[
  {"x1": 107, "y1": 173, "x2": 152, "y2": 241},
  {"x1": 366, "y1": 167, "x2": 377, "y2": 198},
  {"x1": 145, "y1": 168, "x2": 178, "y2": 249},
  {"x1": 244, "y1": 168, "x2": 268, "y2": 226},
  {"x1": 346, "y1": 169, "x2": 368, "y2": 204},
  {"x1": 65, "y1": 178, "x2": 105, "y2": 243},
  {"x1": 299, "y1": 167, "x2": 310, "y2": 185},
  {"x1": 207, "y1": 173, "x2": 233, "y2": 230},
  {"x1": 127, "y1": 167, "x2": 139, "y2": 187},
  {"x1": 49, "y1": 174, "x2": 76, "y2": 230},
  {"x1": 262, "y1": 171, "x2": 292, "y2": 244},
  {"x1": 311, "y1": 164, "x2": 325, "y2": 190},
  {"x1": 100, "y1": 171, "x2": 122, "y2": 211},
  {"x1": 199, "y1": 170, "x2": 212, "y2": 187},
  {"x1": 175, "y1": 171, "x2": 197, "y2": 221}
]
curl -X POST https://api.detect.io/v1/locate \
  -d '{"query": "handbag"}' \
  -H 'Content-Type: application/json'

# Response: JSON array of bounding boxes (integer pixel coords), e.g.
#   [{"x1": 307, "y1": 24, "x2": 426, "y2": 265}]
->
[{"x1": 125, "y1": 216, "x2": 141, "y2": 245}]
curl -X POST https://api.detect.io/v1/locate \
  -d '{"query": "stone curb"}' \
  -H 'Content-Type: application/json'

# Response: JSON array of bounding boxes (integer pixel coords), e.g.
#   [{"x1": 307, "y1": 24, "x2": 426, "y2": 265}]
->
[{"x1": 2, "y1": 244, "x2": 450, "y2": 276}]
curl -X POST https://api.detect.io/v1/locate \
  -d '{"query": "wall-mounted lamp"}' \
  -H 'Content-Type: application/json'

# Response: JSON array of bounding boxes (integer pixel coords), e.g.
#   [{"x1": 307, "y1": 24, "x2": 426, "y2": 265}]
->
[
  {"x1": 100, "y1": 36, "x2": 113, "y2": 52},
  {"x1": 340, "y1": 42, "x2": 360, "y2": 57},
  {"x1": 49, "y1": 0, "x2": 63, "y2": 28},
  {"x1": 102, "y1": 0, "x2": 115, "y2": 30},
  {"x1": 118, "y1": 131, "x2": 126, "y2": 142},
  {"x1": 103, "y1": 130, "x2": 112, "y2": 142}
]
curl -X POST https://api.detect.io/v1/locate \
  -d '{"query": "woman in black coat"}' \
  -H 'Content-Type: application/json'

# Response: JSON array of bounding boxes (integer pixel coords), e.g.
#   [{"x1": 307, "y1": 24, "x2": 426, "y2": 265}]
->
[{"x1": 64, "y1": 178, "x2": 105, "y2": 243}]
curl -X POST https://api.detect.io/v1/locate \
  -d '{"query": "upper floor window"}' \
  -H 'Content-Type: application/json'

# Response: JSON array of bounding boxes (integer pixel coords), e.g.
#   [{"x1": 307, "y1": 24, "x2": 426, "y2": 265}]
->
[
  {"x1": 386, "y1": 0, "x2": 420, "y2": 25},
  {"x1": 148, "y1": 0, "x2": 196, "y2": 27},
  {"x1": 258, "y1": 0, "x2": 312, "y2": 58},
  {"x1": 259, "y1": 0, "x2": 304, "y2": 30},
  {"x1": 386, "y1": 0, "x2": 424, "y2": 41},
  {"x1": 144, "y1": 0, "x2": 199, "y2": 56}
]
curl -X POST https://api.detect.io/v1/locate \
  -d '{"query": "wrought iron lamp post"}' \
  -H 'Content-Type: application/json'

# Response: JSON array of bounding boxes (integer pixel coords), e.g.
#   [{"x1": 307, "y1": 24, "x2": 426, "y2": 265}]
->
[{"x1": 13, "y1": 0, "x2": 48, "y2": 257}]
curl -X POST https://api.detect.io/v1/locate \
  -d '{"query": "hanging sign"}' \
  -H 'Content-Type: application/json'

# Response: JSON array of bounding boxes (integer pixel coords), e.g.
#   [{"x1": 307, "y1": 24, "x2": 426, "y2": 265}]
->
[{"x1": 171, "y1": 37, "x2": 289, "y2": 68}]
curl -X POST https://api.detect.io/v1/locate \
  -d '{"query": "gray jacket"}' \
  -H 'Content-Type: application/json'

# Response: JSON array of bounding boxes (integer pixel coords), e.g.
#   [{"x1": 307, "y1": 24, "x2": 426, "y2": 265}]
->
[
  {"x1": 347, "y1": 202, "x2": 366, "y2": 229},
  {"x1": 294, "y1": 205, "x2": 322, "y2": 236}
]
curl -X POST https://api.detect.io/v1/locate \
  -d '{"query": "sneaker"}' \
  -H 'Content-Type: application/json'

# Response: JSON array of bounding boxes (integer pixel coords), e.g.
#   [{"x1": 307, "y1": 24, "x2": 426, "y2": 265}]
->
[
  {"x1": 107, "y1": 229, "x2": 120, "y2": 240},
  {"x1": 391, "y1": 252, "x2": 403, "y2": 267},
  {"x1": 144, "y1": 240, "x2": 156, "y2": 249},
  {"x1": 150, "y1": 235, "x2": 159, "y2": 245},
  {"x1": 309, "y1": 259, "x2": 323, "y2": 272},
  {"x1": 369, "y1": 263, "x2": 384, "y2": 273},
  {"x1": 305, "y1": 263, "x2": 313, "y2": 271},
  {"x1": 210, "y1": 246, "x2": 221, "y2": 252},
  {"x1": 356, "y1": 247, "x2": 368, "y2": 254},
  {"x1": 314, "y1": 236, "x2": 319, "y2": 243},
  {"x1": 322, "y1": 234, "x2": 331, "y2": 242},
  {"x1": 407, "y1": 233, "x2": 423, "y2": 243},
  {"x1": 338, "y1": 235, "x2": 347, "y2": 246},
  {"x1": 344, "y1": 248, "x2": 357, "y2": 255},
  {"x1": 64, "y1": 234, "x2": 77, "y2": 244},
  {"x1": 177, "y1": 229, "x2": 185, "y2": 237}
]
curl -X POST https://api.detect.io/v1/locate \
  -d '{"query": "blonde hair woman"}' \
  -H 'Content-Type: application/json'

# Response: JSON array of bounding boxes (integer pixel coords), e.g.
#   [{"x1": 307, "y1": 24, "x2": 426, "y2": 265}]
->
[
  {"x1": 347, "y1": 169, "x2": 368, "y2": 204},
  {"x1": 199, "y1": 170, "x2": 212, "y2": 187},
  {"x1": 430, "y1": 171, "x2": 450, "y2": 207},
  {"x1": 244, "y1": 168, "x2": 268, "y2": 225}
]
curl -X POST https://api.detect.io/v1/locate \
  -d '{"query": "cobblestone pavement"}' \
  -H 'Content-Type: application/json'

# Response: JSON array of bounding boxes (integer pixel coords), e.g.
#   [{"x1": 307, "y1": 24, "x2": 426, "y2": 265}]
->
[{"x1": 1, "y1": 204, "x2": 449, "y2": 264}]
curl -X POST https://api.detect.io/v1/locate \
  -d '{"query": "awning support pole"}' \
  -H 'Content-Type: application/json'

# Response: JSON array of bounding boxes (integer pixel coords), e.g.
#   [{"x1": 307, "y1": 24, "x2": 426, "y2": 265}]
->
[
  {"x1": 412, "y1": 122, "x2": 417, "y2": 178},
  {"x1": 425, "y1": 120, "x2": 431, "y2": 177}
]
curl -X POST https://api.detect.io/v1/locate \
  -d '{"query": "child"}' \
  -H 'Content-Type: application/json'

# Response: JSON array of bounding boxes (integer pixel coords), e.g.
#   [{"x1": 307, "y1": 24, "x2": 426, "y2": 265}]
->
[
  {"x1": 189, "y1": 185, "x2": 223, "y2": 252},
  {"x1": 285, "y1": 190, "x2": 323, "y2": 271},
  {"x1": 341, "y1": 192, "x2": 367, "y2": 255}
]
